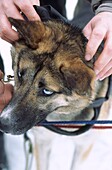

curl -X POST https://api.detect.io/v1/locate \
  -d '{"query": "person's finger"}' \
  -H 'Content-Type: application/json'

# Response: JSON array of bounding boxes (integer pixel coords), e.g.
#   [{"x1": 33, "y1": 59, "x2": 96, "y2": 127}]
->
[
  {"x1": 85, "y1": 25, "x2": 106, "y2": 61},
  {"x1": 83, "y1": 22, "x2": 92, "y2": 40},
  {"x1": 0, "y1": 0, "x2": 25, "y2": 41},
  {"x1": 3, "y1": 84, "x2": 13, "y2": 105},
  {"x1": 0, "y1": 94, "x2": 8, "y2": 112},
  {"x1": 0, "y1": 96, "x2": 6, "y2": 107},
  {"x1": 0, "y1": 84, "x2": 13, "y2": 113},
  {"x1": 0, "y1": 30, "x2": 19, "y2": 43},
  {"x1": 14, "y1": 0, "x2": 40, "y2": 20},
  {"x1": 0, "y1": 71, "x2": 3, "y2": 80},
  {"x1": 1, "y1": 0, "x2": 23, "y2": 19},
  {"x1": 98, "y1": 68, "x2": 112, "y2": 80},
  {"x1": 0, "y1": 71, "x2": 4, "y2": 95},
  {"x1": 96, "y1": 59, "x2": 112, "y2": 80},
  {"x1": 0, "y1": 0, "x2": 40, "y2": 42},
  {"x1": 94, "y1": 32, "x2": 112, "y2": 75},
  {"x1": 0, "y1": 81, "x2": 5, "y2": 95},
  {"x1": 0, "y1": 35, "x2": 13, "y2": 43},
  {"x1": 0, "y1": 13, "x2": 19, "y2": 42},
  {"x1": 0, "y1": 103, "x2": 5, "y2": 113},
  {"x1": 0, "y1": 83, "x2": 13, "y2": 112}
]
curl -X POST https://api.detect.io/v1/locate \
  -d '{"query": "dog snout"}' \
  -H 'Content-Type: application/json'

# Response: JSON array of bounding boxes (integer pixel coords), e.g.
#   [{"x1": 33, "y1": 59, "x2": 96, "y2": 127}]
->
[{"x1": 0, "y1": 114, "x2": 13, "y2": 134}]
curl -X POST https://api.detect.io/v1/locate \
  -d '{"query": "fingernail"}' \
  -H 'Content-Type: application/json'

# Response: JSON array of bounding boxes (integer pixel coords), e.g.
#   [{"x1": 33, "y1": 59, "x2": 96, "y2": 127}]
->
[
  {"x1": 85, "y1": 54, "x2": 91, "y2": 61},
  {"x1": 96, "y1": 74, "x2": 104, "y2": 81},
  {"x1": 99, "y1": 77, "x2": 105, "y2": 81}
]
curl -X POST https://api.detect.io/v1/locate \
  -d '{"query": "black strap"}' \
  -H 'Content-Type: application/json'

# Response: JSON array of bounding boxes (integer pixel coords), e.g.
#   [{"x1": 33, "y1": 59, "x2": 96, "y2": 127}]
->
[
  {"x1": 33, "y1": 5, "x2": 68, "y2": 23},
  {"x1": 42, "y1": 76, "x2": 111, "y2": 136},
  {"x1": 42, "y1": 107, "x2": 100, "y2": 136}
]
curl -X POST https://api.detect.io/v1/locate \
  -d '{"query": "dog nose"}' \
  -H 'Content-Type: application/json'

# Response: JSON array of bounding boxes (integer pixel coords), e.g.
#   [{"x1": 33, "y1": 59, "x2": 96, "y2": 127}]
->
[{"x1": 0, "y1": 115, "x2": 12, "y2": 133}]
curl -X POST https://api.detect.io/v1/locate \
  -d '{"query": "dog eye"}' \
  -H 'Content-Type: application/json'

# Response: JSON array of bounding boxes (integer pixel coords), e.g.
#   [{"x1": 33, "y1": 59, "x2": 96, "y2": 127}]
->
[
  {"x1": 18, "y1": 69, "x2": 25, "y2": 79},
  {"x1": 18, "y1": 71, "x2": 22, "y2": 78},
  {"x1": 42, "y1": 89, "x2": 54, "y2": 96}
]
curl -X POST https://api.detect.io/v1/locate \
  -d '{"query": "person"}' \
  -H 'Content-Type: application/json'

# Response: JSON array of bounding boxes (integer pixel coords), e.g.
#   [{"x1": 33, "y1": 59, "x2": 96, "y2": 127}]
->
[
  {"x1": 75, "y1": 0, "x2": 112, "y2": 81},
  {"x1": 0, "y1": 0, "x2": 112, "y2": 110},
  {"x1": 0, "y1": 70, "x2": 13, "y2": 113},
  {"x1": 0, "y1": 56, "x2": 13, "y2": 170}
]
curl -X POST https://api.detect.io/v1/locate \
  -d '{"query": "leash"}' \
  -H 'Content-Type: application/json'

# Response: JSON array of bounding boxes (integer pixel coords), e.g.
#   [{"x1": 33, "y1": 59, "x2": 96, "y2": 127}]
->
[
  {"x1": 38, "y1": 75, "x2": 112, "y2": 136},
  {"x1": 4, "y1": 75, "x2": 112, "y2": 136},
  {"x1": 38, "y1": 120, "x2": 112, "y2": 129},
  {"x1": 38, "y1": 107, "x2": 100, "y2": 136},
  {"x1": 24, "y1": 133, "x2": 33, "y2": 170}
]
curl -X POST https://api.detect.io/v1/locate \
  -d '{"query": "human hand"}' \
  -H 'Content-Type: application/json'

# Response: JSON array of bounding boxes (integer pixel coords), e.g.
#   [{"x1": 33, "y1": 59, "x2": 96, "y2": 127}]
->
[
  {"x1": 0, "y1": 0, "x2": 40, "y2": 43},
  {"x1": 0, "y1": 71, "x2": 13, "y2": 112},
  {"x1": 83, "y1": 12, "x2": 112, "y2": 80}
]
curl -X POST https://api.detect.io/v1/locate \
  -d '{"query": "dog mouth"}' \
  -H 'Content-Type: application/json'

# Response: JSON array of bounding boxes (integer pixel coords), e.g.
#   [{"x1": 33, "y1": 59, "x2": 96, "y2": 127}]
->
[
  {"x1": 0, "y1": 101, "x2": 50, "y2": 135},
  {"x1": 0, "y1": 106, "x2": 65, "y2": 135},
  {"x1": 0, "y1": 102, "x2": 93, "y2": 135}
]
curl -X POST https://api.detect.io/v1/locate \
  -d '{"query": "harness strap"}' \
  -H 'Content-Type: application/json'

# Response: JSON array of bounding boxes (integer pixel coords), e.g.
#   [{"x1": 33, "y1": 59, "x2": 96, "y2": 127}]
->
[{"x1": 39, "y1": 75, "x2": 112, "y2": 136}]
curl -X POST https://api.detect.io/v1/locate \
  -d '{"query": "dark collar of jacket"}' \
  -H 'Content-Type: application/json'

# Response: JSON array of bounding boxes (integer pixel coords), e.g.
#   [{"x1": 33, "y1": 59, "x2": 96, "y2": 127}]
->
[{"x1": 87, "y1": 0, "x2": 112, "y2": 12}]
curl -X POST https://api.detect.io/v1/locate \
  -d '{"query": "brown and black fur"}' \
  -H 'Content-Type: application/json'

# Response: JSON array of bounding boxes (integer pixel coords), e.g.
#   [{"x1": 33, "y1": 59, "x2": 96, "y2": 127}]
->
[{"x1": 0, "y1": 18, "x2": 111, "y2": 135}]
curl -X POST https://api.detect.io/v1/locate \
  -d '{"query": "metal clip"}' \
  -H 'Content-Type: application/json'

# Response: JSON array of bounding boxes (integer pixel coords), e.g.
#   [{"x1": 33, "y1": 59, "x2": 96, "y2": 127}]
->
[{"x1": 3, "y1": 75, "x2": 14, "y2": 82}]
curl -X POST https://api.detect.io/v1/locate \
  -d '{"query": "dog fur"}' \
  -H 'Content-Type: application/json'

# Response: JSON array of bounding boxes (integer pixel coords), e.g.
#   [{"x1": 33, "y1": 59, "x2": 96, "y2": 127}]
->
[{"x1": 0, "y1": 18, "x2": 111, "y2": 135}]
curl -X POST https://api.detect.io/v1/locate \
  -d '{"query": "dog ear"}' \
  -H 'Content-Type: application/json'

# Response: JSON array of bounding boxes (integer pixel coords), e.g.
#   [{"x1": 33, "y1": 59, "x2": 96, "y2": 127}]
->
[
  {"x1": 9, "y1": 18, "x2": 46, "y2": 49},
  {"x1": 60, "y1": 59, "x2": 95, "y2": 95}
]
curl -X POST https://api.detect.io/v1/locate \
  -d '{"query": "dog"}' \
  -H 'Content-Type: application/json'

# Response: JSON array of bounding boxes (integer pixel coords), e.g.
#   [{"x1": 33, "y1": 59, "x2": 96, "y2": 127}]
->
[{"x1": 0, "y1": 17, "x2": 111, "y2": 136}]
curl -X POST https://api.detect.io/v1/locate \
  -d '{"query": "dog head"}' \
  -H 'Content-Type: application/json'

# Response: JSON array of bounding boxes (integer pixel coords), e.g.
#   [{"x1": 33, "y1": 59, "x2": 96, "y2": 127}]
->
[{"x1": 0, "y1": 18, "x2": 98, "y2": 134}]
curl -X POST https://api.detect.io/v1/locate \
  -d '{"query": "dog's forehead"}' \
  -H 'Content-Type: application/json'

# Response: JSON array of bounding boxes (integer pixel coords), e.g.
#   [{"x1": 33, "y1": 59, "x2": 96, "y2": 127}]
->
[{"x1": 18, "y1": 47, "x2": 46, "y2": 64}]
